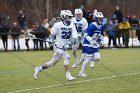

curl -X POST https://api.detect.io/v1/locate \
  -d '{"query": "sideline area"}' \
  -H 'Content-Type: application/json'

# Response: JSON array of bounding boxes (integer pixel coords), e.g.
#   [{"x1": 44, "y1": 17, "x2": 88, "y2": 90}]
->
[{"x1": 0, "y1": 37, "x2": 139, "y2": 51}]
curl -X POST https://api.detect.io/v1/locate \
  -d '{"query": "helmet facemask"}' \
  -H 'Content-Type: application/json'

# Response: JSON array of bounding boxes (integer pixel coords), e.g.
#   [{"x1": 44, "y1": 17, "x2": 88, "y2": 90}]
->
[
  {"x1": 65, "y1": 15, "x2": 73, "y2": 23},
  {"x1": 95, "y1": 17, "x2": 103, "y2": 25},
  {"x1": 75, "y1": 9, "x2": 83, "y2": 20},
  {"x1": 94, "y1": 12, "x2": 104, "y2": 25},
  {"x1": 60, "y1": 10, "x2": 73, "y2": 24}
]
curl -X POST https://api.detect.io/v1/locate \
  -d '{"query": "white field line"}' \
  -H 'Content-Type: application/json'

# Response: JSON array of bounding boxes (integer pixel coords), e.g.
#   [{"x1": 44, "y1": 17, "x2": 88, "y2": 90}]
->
[{"x1": 8, "y1": 72, "x2": 140, "y2": 93}]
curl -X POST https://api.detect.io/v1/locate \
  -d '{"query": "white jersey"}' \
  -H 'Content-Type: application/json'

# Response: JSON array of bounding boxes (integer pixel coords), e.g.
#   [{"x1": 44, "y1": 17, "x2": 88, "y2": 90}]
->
[
  {"x1": 50, "y1": 21, "x2": 78, "y2": 48},
  {"x1": 71, "y1": 17, "x2": 88, "y2": 37}
]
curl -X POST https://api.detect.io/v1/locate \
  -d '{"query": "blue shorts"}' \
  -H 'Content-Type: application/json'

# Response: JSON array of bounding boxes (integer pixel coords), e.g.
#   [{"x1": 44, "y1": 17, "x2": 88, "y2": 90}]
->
[{"x1": 82, "y1": 46, "x2": 99, "y2": 54}]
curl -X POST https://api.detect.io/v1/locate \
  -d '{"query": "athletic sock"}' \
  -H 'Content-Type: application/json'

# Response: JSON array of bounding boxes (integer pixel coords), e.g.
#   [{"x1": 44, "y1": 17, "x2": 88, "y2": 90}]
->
[
  {"x1": 66, "y1": 71, "x2": 71, "y2": 76},
  {"x1": 38, "y1": 65, "x2": 45, "y2": 72},
  {"x1": 81, "y1": 58, "x2": 90, "y2": 73}
]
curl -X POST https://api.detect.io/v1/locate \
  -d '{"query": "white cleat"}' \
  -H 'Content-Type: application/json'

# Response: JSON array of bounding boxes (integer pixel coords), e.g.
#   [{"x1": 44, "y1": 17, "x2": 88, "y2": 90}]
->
[
  {"x1": 90, "y1": 64, "x2": 94, "y2": 68},
  {"x1": 78, "y1": 72, "x2": 87, "y2": 77},
  {"x1": 34, "y1": 67, "x2": 40, "y2": 80},
  {"x1": 72, "y1": 63, "x2": 77, "y2": 68},
  {"x1": 90, "y1": 61, "x2": 94, "y2": 68},
  {"x1": 66, "y1": 74, "x2": 75, "y2": 81}
]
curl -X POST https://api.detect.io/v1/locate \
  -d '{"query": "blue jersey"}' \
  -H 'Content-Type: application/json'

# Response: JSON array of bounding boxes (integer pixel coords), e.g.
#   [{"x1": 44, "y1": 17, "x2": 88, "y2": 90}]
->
[
  {"x1": 82, "y1": 22, "x2": 104, "y2": 54},
  {"x1": 83, "y1": 22, "x2": 104, "y2": 45}
]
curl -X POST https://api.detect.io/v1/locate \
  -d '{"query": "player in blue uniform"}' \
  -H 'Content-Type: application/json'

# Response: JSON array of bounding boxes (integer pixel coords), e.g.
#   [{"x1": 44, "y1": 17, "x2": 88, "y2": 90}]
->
[{"x1": 78, "y1": 12, "x2": 104, "y2": 77}]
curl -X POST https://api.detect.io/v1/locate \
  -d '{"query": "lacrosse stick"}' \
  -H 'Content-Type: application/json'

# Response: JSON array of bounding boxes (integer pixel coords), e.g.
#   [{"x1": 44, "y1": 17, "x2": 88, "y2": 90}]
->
[
  {"x1": 24, "y1": 31, "x2": 53, "y2": 43},
  {"x1": 90, "y1": 34, "x2": 104, "y2": 47}
]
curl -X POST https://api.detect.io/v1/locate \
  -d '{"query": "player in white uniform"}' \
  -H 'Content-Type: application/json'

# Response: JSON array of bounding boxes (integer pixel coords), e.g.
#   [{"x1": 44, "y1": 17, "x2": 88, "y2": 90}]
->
[
  {"x1": 71, "y1": 8, "x2": 88, "y2": 68},
  {"x1": 71, "y1": 8, "x2": 95, "y2": 68},
  {"x1": 34, "y1": 10, "x2": 78, "y2": 81},
  {"x1": 78, "y1": 12, "x2": 104, "y2": 77}
]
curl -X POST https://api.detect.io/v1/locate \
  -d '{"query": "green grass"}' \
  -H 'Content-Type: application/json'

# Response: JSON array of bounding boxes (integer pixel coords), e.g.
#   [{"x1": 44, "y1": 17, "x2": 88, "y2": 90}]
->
[{"x1": 0, "y1": 48, "x2": 140, "y2": 93}]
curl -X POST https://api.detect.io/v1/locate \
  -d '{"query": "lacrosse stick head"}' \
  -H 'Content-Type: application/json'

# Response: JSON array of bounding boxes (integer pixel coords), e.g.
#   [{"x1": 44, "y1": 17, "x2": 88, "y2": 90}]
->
[
  {"x1": 24, "y1": 31, "x2": 30, "y2": 38},
  {"x1": 24, "y1": 31, "x2": 36, "y2": 39}
]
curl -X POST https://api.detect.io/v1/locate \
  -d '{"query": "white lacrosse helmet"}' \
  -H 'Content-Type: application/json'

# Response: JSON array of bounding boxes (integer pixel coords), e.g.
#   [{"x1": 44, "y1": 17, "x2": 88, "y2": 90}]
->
[
  {"x1": 75, "y1": 8, "x2": 83, "y2": 20},
  {"x1": 94, "y1": 12, "x2": 104, "y2": 25},
  {"x1": 60, "y1": 10, "x2": 73, "y2": 21},
  {"x1": 94, "y1": 9, "x2": 98, "y2": 13},
  {"x1": 94, "y1": 12, "x2": 104, "y2": 18}
]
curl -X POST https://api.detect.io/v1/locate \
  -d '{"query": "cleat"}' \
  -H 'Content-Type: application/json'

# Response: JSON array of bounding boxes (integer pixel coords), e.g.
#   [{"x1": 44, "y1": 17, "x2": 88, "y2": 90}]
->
[
  {"x1": 90, "y1": 64, "x2": 94, "y2": 68},
  {"x1": 34, "y1": 67, "x2": 40, "y2": 80},
  {"x1": 90, "y1": 61, "x2": 94, "y2": 68},
  {"x1": 78, "y1": 72, "x2": 87, "y2": 77},
  {"x1": 66, "y1": 74, "x2": 75, "y2": 81},
  {"x1": 72, "y1": 63, "x2": 77, "y2": 68}
]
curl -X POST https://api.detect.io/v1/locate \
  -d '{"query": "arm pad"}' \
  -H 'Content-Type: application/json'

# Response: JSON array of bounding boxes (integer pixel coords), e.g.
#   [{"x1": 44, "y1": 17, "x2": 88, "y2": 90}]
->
[{"x1": 86, "y1": 36, "x2": 92, "y2": 42}]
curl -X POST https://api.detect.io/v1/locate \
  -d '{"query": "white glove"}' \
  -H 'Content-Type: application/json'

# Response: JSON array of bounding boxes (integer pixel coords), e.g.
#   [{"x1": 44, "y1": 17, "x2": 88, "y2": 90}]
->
[
  {"x1": 72, "y1": 42, "x2": 78, "y2": 50},
  {"x1": 99, "y1": 41, "x2": 104, "y2": 47},
  {"x1": 90, "y1": 40, "x2": 98, "y2": 46},
  {"x1": 78, "y1": 34, "x2": 82, "y2": 39},
  {"x1": 46, "y1": 37, "x2": 54, "y2": 43},
  {"x1": 86, "y1": 36, "x2": 92, "y2": 42},
  {"x1": 30, "y1": 35, "x2": 36, "y2": 39},
  {"x1": 63, "y1": 42, "x2": 72, "y2": 49}
]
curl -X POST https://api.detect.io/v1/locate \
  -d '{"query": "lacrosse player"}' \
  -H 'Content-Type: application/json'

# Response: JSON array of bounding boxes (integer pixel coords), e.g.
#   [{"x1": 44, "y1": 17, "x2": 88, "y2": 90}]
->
[
  {"x1": 78, "y1": 9, "x2": 99, "y2": 68},
  {"x1": 78, "y1": 12, "x2": 104, "y2": 77},
  {"x1": 71, "y1": 8, "x2": 88, "y2": 68},
  {"x1": 34, "y1": 10, "x2": 78, "y2": 81}
]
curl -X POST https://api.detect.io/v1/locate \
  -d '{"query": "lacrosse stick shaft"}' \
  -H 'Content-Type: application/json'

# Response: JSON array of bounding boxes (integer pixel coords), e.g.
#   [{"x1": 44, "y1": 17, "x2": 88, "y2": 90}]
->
[{"x1": 24, "y1": 31, "x2": 51, "y2": 43}]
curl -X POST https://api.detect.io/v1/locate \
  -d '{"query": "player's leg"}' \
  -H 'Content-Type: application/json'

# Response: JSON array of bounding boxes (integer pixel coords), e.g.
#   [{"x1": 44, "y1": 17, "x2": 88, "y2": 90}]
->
[
  {"x1": 92, "y1": 52, "x2": 101, "y2": 62},
  {"x1": 63, "y1": 50, "x2": 75, "y2": 81},
  {"x1": 90, "y1": 61, "x2": 94, "y2": 68},
  {"x1": 78, "y1": 55, "x2": 92, "y2": 77},
  {"x1": 34, "y1": 51, "x2": 62, "y2": 80},
  {"x1": 72, "y1": 49, "x2": 78, "y2": 68},
  {"x1": 71, "y1": 43, "x2": 79, "y2": 68},
  {"x1": 77, "y1": 40, "x2": 86, "y2": 66},
  {"x1": 78, "y1": 53, "x2": 86, "y2": 65}
]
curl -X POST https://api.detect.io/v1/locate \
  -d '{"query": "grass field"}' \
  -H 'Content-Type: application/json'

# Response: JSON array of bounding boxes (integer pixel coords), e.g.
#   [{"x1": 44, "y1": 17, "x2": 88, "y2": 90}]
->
[{"x1": 0, "y1": 48, "x2": 140, "y2": 93}]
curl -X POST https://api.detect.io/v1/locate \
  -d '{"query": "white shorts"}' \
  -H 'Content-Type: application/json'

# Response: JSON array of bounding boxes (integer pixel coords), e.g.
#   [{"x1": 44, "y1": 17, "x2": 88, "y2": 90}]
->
[{"x1": 53, "y1": 45, "x2": 70, "y2": 59}]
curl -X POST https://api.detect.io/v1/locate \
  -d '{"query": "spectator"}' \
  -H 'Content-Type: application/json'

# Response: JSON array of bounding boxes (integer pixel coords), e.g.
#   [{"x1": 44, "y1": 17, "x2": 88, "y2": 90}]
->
[
  {"x1": 93, "y1": 9, "x2": 98, "y2": 22},
  {"x1": 130, "y1": 15, "x2": 139, "y2": 28},
  {"x1": 106, "y1": 20, "x2": 116, "y2": 47},
  {"x1": 1, "y1": 11, "x2": 11, "y2": 24},
  {"x1": 136, "y1": 20, "x2": 140, "y2": 45},
  {"x1": 11, "y1": 22, "x2": 21, "y2": 51},
  {"x1": 47, "y1": 17, "x2": 57, "y2": 49},
  {"x1": 130, "y1": 15, "x2": 138, "y2": 47},
  {"x1": 42, "y1": 18, "x2": 50, "y2": 49},
  {"x1": 119, "y1": 18, "x2": 131, "y2": 48},
  {"x1": 114, "y1": 20, "x2": 121, "y2": 46},
  {"x1": 86, "y1": 10, "x2": 93, "y2": 24},
  {"x1": 113, "y1": 5, "x2": 123, "y2": 23},
  {"x1": 36, "y1": 22, "x2": 48, "y2": 50},
  {"x1": 111, "y1": 14, "x2": 118, "y2": 24},
  {"x1": 31, "y1": 24, "x2": 39, "y2": 50},
  {"x1": 55, "y1": 17, "x2": 61, "y2": 22},
  {"x1": 42, "y1": 18, "x2": 49, "y2": 29},
  {"x1": 48, "y1": 18, "x2": 56, "y2": 31},
  {"x1": 80, "y1": 5, "x2": 87, "y2": 18},
  {"x1": 0, "y1": 22, "x2": 10, "y2": 51},
  {"x1": 126, "y1": 14, "x2": 132, "y2": 23},
  {"x1": 24, "y1": 26, "x2": 30, "y2": 51},
  {"x1": 102, "y1": 16, "x2": 108, "y2": 32},
  {"x1": 0, "y1": 12, "x2": 9, "y2": 51},
  {"x1": 17, "y1": 10, "x2": 26, "y2": 30}
]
